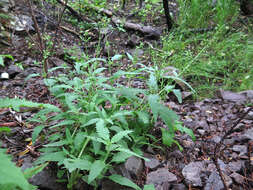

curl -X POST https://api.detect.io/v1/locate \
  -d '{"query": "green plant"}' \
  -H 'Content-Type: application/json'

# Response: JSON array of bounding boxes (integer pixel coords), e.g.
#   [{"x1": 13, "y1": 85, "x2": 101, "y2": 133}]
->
[
  {"x1": 0, "y1": 147, "x2": 47, "y2": 190},
  {"x1": 0, "y1": 54, "x2": 14, "y2": 67},
  {"x1": 0, "y1": 56, "x2": 195, "y2": 189}
]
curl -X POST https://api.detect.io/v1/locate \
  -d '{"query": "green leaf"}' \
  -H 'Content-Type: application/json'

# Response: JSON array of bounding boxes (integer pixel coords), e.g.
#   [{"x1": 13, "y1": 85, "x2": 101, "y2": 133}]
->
[
  {"x1": 111, "y1": 152, "x2": 131, "y2": 163},
  {"x1": 147, "y1": 94, "x2": 160, "y2": 121},
  {"x1": 81, "y1": 118, "x2": 100, "y2": 127},
  {"x1": 44, "y1": 140, "x2": 67, "y2": 147},
  {"x1": 0, "y1": 98, "x2": 60, "y2": 112},
  {"x1": 0, "y1": 55, "x2": 4, "y2": 66},
  {"x1": 65, "y1": 128, "x2": 73, "y2": 144},
  {"x1": 50, "y1": 120, "x2": 75, "y2": 129},
  {"x1": 158, "y1": 105, "x2": 178, "y2": 131},
  {"x1": 0, "y1": 150, "x2": 34, "y2": 190},
  {"x1": 36, "y1": 151, "x2": 66, "y2": 164},
  {"x1": 116, "y1": 147, "x2": 148, "y2": 161},
  {"x1": 111, "y1": 54, "x2": 123, "y2": 61},
  {"x1": 148, "y1": 73, "x2": 158, "y2": 91},
  {"x1": 63, "y1": 158, "x2": 91, "y2": 173},
  {"x1": 109, "y1": 174, "x2": 141, "y2": 190},
  {"x1": 115, "y1": 87, "x2": 143, "y2": 101},
  {"x1": 111, "y1": 130, "x2": 132, "y2": 143},
  {"x1": 0, "y1": 127, "x2": 11, "y2": 133},
  {"x1": 136, "y1": 111, "x2": 150, "y2": 126},
  {"x1": 161, "y1": 128, "x2": 174, "y2": 147},
  {"x1": 126, "y1": 52, "x2": 133, "y2": 61},
  {"x1": 88, "y1": 160, "x2": 105, "y2": 184},
  {"x1": 143, "y1": 184, "x2": 156, "y2": 190},
  {"x1": 174, "y1": 122, "x2": 196, "y2": 141},
  {"x1": 96, "y1": 119, "x2": 110, "y2": 141},
  {"x1": 172, "y1": 89, "x2": 182, "y2": 103},
  {"x1": 23, "y1": 163, "x2": 48, "y2": 179},
  {"x1": 74, "y1": 132, "x2": 86, "y2": 151},
  {"x1": 32, "y1": 125, "x2": 44, "y2": 144}
]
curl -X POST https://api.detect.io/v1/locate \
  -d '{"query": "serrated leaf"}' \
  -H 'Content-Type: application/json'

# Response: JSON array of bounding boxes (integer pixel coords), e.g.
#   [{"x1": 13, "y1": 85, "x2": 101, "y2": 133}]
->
[
  {"x1": 63, "y1": 158, "x2": 91, "y2": 173},
  {"x1": 136, "y1": 111, "x2": 150, "y2": 126},
  {"x1": 109, "y1": 174, "x2": 141, "y2": 190},
  {"x1": 148, "y1": 73, "x2": 158, "y2": 91},
  {"x1": 74, "y1": 132, "x2": 86, "y2": 151},
  {"x1": 172, "y1": 89, "x2": 182, "y2": 103},
  {"x1": 111, "y1": 130, "x2": 132, "y2": 143},
  {"x1": 158, "y1": 105, "x2": 178, "y2": 131},
  {"x1": 147, "y1": 94, "x2": 160, "y2": 122},
  {"x1": 161, "y1": 128, "x2": 174, "y2": 147},
  {"x1": 88, "y1": 160, "x2": 105, "y2": 184},
  {"x1": 115, "y1": 87, "x2": 143, "y2": 101},
  {"x1": 96, "y1": 119, "x2": 110, "y2": 141},
  {"x1": 81, "y1": 118, "x2": 100, "y2": 128},
  {"x1": 0, "y1": 98, "x2": 60, "y2": 112}
]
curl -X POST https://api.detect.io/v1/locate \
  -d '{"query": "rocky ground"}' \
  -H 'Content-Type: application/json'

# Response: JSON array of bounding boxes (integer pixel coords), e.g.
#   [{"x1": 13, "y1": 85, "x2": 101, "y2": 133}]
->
[{"x1": 0, "y1": 0, "x2": 253, "y2": 189}]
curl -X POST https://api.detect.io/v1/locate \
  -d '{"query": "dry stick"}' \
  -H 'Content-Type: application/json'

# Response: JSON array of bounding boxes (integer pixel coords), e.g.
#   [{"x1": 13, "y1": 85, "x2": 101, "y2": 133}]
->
[
  {"x1": 26, "y1": 0, "x2": 48, "y2": 74},
  {"x1": 26, "y1": 0, "x2": 44, "y2": 53},
  {"x1": 213, "y1": 106, "x2": 253, "y2": 190},
  {"x1": 50, "y1": 0, "x2": 68, "y2": 53}
]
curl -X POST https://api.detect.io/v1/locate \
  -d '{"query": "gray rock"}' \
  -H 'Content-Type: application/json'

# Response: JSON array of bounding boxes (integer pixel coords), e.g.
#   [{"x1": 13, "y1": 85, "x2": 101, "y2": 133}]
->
[
  {"x1": 228, "y1": 161, "x2": 244, "y2": 172},
  {"x1": 204, "y1": 171, "x2": 232, "y2": 190},
  {"x1": 21, "y1": 157, "x2": 65, "y2": 190},
  {"x1": 146, "y1": 168, "x2": 177, "y2": 186},
  {"x1": 182, "y1": 161, "x2": 205, "y2": 187},
  {"x1": 232, "y1": 145, "x2": 247, "y2": 156},
  {"x1": 241, "y1": 128, "x2": 253, "y2": 141},
  {"x1": 230, "y1": 172, "x2": 244, "y2": 184},
  {"x1": 144, "y1": 157, "x2": 160, "y2": 169},
  {"x1": 239, "y1": 90, "x2": 253, "y2": 103},
  {"x1": 218, "y1": 90, "x2": 247, "y2": 104},
  {"x1": 171, "y1": 183, "x2": 187, "y2": 190},
  {"x1": 125, "y1": 156, "x2": 143, "y2": 177}
]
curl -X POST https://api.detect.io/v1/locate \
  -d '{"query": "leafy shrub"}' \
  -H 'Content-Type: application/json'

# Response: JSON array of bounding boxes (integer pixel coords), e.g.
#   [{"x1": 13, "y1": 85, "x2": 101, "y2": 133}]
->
[{"x1": 0, "y1": 57, "x2": 195, "y2": 189}]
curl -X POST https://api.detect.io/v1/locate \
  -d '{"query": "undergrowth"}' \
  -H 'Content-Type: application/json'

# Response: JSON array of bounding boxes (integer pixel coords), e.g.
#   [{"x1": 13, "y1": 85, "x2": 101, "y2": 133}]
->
[{"x1": 0, "y1": 57, "x2": 195, "y2": 189}]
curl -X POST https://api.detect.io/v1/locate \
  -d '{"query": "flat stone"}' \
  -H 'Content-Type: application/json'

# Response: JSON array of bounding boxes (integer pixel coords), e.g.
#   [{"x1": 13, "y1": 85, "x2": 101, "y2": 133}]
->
[
  {"x1": 228, "y1": 161, "x2": 244, "y2": 172},
  {"x1": 232, "y1": 145, "x2": 247, "y2": 156},
  {"x1": 230, "y1": 173, "x2": 244, "y2": 184},
  {"x1": 182, "y1": 161, "x2": 205, "y2": 187},
  {"x1": 146, "y1": 168, "x2": 177, "y2": 186},
  {"x1": 218, "y1": 90, "x2": 247, "y2": 104},
  {"x1": 125, "y1": 156, "x2": 143, "y2": 177},
  {"x1": 204, "y1": 171, "x2": 232, "y2": 190},
  {"x1": 144, "y1": 157, "x2": 160, "y2": 169}
]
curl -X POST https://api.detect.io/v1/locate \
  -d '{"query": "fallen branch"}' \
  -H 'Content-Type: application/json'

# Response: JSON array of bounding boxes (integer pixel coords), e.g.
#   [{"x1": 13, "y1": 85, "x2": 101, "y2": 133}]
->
[{"x1": 111, "y1": 17, "x2": 162, "y2": 39}]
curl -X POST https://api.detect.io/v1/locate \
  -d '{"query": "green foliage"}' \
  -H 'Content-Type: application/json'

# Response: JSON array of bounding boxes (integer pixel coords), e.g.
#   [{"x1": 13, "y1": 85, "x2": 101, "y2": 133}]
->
[
  {"x1": 0, "y1": 97, "x2": 60, "y2": 112},
  {"x1": 0, "y1": 148, "x2": 47, "y2": 190},
  {"x1": 0, "y1": 56, "x2": 194, "y2": 189}
]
